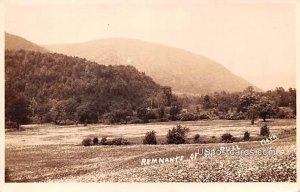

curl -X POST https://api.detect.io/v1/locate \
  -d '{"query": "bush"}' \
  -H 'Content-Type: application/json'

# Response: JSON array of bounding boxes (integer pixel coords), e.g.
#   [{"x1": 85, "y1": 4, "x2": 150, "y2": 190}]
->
[
  {"x1": 225, "y1": 113, "x2": 246, "y2": 120},
  {"x1": 167, "y1": 125, "x2": 189, "y2": 144},
  {"x1": 82, "y1": 138, "x2": 92, "y2": 146},
  {"x1": 111, "y1": 138, "x2": 130, "y2": 145},
  {"x1": 194, "y1": 134, "x2": 201, "y2": 143},
  {"x1": 210, "y1": 136, "x2": 217, "y2": 143},
  {"x1": 221, "y1": 133, "x2": 234, "y2": 143},
  {"x1": 260, "y1": 125, "x2": 270, "y2": 137},
  {"x1": 100, "y1": 137, "x2": 107, "y2": 145},
  {"x1": 180, "y1": 113, "x2": 197, "y2": 121},
  {"x1": 199, "y1": 114, "x2": 210, "y2": 120},
  {"x1": 243, "y1": 131, "x2": 250, "y2": 141},
  {"x1": 147, "y1": 111, "x2": 157, "y2": 120},
  {"x1": 143, "y1": 130, "x2": 157, "y2": 145},
  {"x1": 93, "y1": 137, "x2": 99, "y2": 145},
  {"x1": 276, "y1": 109, "x2": 287, "y2": 119},
  {"x1": 276, "y1": 108, "x2": 295, "y2": 119}
]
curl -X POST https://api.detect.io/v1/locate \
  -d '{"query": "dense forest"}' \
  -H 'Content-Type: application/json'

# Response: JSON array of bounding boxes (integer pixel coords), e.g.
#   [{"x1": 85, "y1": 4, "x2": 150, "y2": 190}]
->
[
  {"x1": 5, "y1": 50, "x2": 179, "y2": 127},
  {"x1": 5, "y1": 50, "x2": 296, "y2": 128}
]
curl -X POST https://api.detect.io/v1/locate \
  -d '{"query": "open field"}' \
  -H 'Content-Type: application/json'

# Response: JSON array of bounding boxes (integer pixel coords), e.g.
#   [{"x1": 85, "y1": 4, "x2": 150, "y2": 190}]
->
[{"x1": 5, "y1": 119, "x2": 296, "y2": 182}]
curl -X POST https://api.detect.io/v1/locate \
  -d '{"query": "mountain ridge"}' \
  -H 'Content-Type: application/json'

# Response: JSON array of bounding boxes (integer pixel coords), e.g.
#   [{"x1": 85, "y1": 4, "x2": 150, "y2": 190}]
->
[
  {"x1": 5, "y1": 32, "x2": 259, "y2": 94},
  {"x1": 45, "y1": 37, "x2": 258, "y2": 94},
  {"x1": 5, "y1": 32, "x2": 49, "y2": 53}
]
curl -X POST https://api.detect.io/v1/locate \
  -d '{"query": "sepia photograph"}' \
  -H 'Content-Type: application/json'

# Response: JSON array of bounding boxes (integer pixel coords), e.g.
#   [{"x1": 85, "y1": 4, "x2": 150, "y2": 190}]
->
[{"x1": 2, "y1": 0, "x2": 299, "y2": 189}]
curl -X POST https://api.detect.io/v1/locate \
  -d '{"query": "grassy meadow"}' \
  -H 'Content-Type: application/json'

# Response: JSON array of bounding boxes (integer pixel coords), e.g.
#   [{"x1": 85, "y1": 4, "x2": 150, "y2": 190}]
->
[{"x1": 5, "y1": 119, "x2": 296, "y2": 182}]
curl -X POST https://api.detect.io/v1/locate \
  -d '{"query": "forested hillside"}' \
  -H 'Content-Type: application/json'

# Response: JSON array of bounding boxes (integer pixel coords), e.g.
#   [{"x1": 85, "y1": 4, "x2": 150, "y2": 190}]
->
[{"x1": 5, "y1": 50, "x2": 174, "y2": 127}]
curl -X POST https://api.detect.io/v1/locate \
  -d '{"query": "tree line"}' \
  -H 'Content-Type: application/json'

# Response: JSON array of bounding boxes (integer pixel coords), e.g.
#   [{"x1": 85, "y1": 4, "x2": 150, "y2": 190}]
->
[
  {"x1": 178, "y1": 86, "x2": 296, "y2": 124},
  {"x1": 5, "y1": 50, "x2": 296, "y2": 128}
]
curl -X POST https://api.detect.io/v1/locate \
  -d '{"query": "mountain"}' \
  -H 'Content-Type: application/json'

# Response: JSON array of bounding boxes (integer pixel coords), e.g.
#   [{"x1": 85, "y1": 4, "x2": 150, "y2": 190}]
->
[
  {"x1": 45, "y1": 38, "x2": 257, "y2": 94},
  {"x1": 5, "y1": 49, "x2": 165, "y2": 125},
  {"x1": 5, "y1": 32, "x2": 49, "y2": 53}
]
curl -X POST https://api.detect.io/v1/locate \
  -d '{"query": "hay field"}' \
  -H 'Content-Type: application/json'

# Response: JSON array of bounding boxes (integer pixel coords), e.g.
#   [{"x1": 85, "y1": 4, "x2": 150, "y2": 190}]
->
[{"x1": 5, "y1": 119, "x2": 296, "y2": 182}]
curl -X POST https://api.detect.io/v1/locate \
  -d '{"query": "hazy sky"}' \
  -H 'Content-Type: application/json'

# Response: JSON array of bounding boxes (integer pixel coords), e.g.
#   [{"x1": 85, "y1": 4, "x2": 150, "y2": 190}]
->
[{"x1": 5, "y1": 0, "x2": 297, "y2": 90}]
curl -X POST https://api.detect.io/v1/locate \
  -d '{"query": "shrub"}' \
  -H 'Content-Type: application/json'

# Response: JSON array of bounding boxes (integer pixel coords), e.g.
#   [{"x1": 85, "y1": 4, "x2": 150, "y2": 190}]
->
[
  {"x1": 243, "y1": 131, "x2": 250, "y2": 141},
  {"x1": 147, "y1": 111, "x2": 157, "y2": 120},
  {"x1": 199, "y1": 114, "x2": 210, "y2": 120},
  {"x1": 143, "y1": 130, "x2": 157, "y2": 145},
  {"x1": 111, "y1": 138, "x2": 129, "y2": 145},
  {"x1": 210, "y1": 136, "x2": 217, "y2": 143},
  {"x1": 100, "y1": 137, "x2": 107, "y2": 145},
  {"x1": 225, "y1": 113, "x2": 246, "y2": 120},
  {"x1": 82, "y1": 138, "x2": 92, "y2": 146},
  {"x1": 166, "y1": 125, "x2": 189, "y2": 144},
  {"x1": 260, "y1": 124, "x2": 270, "y2": 137},
  {"x1": 93, "y1": 137, "x2": 99, "y2": 145},
  {"x1": 221, "y1": 133, "x2": 234, "y2": 143},
  {"x1": 180, "y1": 113, "x2": 197, "y2": 121},
  {"x1": 194, "y1": 134, "x2": 201, "y2": 143}
]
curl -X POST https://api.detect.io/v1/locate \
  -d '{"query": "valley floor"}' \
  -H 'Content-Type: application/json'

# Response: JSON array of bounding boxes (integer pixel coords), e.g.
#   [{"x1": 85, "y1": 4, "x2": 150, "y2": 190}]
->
[{"x1": 5, "y1": 119, "x2": 296, "y2": 182}]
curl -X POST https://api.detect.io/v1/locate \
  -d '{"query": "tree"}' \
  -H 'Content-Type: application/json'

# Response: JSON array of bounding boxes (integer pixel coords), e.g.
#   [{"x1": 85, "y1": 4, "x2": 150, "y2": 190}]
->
[
  {"x1": 76, "y1": 102, "x2": 99, "y2": 124},
  {"x1": 239, "y1": 89, "x2": 259, "y2": 125},
  {"x1": 169, "y1": 104, "x2": 181, "y2": 121},
  {"x1": 275, "y1": 87, "x2": 289, "y2": 107},
  {"x1": 137, "y1": 107, "x2": 148, "y2": 123},
  {"x1": 217, "y1": 103, "x2": 229, "y2": 114},
  {"x1": 5, "y1": 90, "x2": 30, "y2": 129},
  {"x1": 288, "y1": 88, "x2": 296, "y2": 115},
  {"x1": 162, "y1": 86, "x2": 172, "y2": 106},
  {"x1": 49, "y1": 100, "x2": 68, "y2": 125},
  {"x1": 247, "y1": 104, "x2": 259, "y2": 125},
  {"x1": 28, "y1": 98, "x2": 38, "y2": 117},
  {"x1": 258, "y1": 96, "x2": 278, "y2": 122},
  {"x1": 158, "y1": 106, "x2": 165, "y2": 118},
  {"x1": 203, "y1": 95, "x2": 212, "y2": 109}
]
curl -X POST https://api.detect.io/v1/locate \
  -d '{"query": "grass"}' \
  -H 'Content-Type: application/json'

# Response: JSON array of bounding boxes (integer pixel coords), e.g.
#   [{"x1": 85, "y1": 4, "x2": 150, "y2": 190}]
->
[
  {"x1": 5, "y1": 119, "x2": 295, "y2": 145},
  {"x1": 5, "y1": 119, "x2": 296, "y2": 182}
]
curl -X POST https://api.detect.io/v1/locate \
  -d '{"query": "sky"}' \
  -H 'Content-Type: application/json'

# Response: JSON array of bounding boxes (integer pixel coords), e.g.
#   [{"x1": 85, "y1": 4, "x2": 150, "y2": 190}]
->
[{"x1": 5, "y1": 0, "x2": 297, "y2": 90}]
